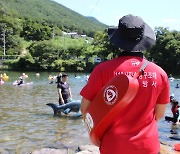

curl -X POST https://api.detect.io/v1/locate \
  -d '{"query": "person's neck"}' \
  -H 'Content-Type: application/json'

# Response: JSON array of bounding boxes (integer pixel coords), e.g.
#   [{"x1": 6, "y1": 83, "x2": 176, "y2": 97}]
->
[
  {"x1": 119, "y1": 51, "x2": 144, "y2": 58},
  {"x1": 62, "y1": 80, "x2": 66, "y2": 84}
]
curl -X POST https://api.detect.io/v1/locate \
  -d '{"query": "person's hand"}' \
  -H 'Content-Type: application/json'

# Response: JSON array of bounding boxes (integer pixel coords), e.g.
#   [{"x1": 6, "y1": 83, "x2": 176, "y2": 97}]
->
[
  {"x1": 61, "y1": 99, "x2": 65, "y2": 105},
  {"x1": 69, "y1": 97, "x2": 73, "y2": 102},
  {"x1": 176, "y1": 120, "x2": 180, "y2": 124}
]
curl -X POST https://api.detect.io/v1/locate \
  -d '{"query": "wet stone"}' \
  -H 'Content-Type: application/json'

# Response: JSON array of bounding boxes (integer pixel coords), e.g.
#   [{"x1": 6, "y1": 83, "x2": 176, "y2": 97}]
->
[
  {"x1": 0, "y1": 148, "x2": 11, "y2": 154},
  {"x1": 76, "y1": 145, "x2": 100, "y2": 154},
  {"x1": 31, "y1": 148, "x2": 73, "y2": 154},
  {"x1": 30, "y1": 144, "x2": 177, "y2": 154}
]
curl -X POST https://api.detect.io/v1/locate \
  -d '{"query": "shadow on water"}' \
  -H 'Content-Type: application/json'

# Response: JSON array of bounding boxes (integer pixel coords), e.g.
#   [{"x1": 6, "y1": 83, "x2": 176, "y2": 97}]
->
[
  {"x1": 34, "y1": 112, "x2": 82, "y2": 120},
  {"x1": 0, "y1": 71, "x2": 179, "y2": 153}
]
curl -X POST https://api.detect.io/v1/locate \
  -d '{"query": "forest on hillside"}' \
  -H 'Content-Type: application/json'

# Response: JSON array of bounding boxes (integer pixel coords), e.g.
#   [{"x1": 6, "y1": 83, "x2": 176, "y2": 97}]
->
[{"x1": 0, "y1": 0, "x2": 106, "y2": 36}]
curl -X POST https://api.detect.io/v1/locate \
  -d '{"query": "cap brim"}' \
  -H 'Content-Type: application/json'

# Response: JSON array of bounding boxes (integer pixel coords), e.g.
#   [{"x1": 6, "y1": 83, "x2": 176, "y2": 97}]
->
[
  {"x1": 108, "y1": 23, "x2": 156, "y2": 52},
  {"x1": 108, "y1": 27, "x2": 117, "y2": 37}
]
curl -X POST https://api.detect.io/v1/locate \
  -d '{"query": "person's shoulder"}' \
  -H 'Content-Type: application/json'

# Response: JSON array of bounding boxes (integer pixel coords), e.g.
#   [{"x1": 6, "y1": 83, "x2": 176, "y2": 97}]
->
[
  {"x1": 149, "y1": 62, "x2": 167, "y2": 76},
  {"x1": 57, "y1": 82, "x2": 62, "y2": 88},
  {"x1": 58, "y1": 81, "x2": 63, "y2": 85},
  {"x1": 95, "y1": 58, "x2": 120, "y2": 70}
]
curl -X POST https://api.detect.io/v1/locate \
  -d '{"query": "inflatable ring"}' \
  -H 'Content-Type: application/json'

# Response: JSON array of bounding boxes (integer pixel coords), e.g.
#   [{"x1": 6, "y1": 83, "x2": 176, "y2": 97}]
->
[
  {"x1": 2, "y1": 76, "x2": 9, "y2": 81},
  {"x1": 84, "y1": 74, "x2": 139, "y2": 146}
]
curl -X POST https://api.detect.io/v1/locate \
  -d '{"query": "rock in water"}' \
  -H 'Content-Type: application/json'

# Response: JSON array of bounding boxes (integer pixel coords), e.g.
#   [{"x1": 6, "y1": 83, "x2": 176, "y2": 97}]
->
[
  {"x1": 0, "y1": 148, "x2": 10, "y2": 154},
  {"x1": 76, "y1": 145, "x2": 100, "y2": 154},
  {"x1": 31, "y1": 148, "x2": 70, "y2": 154}
]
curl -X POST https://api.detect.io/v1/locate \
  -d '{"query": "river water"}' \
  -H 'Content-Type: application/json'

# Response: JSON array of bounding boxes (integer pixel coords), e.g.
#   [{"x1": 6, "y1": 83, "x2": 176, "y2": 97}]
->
[{"x1": 0, "y1": 71, "x2": 179, "y2": 153}]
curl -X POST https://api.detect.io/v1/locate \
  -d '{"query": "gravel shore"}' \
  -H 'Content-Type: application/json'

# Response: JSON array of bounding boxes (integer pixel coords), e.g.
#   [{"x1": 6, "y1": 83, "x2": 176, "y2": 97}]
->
[{"x1": 30, "y1": 143, "x2": 179, "y2": 154}]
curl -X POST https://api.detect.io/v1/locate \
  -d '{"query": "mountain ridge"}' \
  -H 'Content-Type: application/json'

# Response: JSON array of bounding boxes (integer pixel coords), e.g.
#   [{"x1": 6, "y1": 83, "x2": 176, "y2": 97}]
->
[{"x1": 0, "y1": 0, "x2": 107, "y2": 36}]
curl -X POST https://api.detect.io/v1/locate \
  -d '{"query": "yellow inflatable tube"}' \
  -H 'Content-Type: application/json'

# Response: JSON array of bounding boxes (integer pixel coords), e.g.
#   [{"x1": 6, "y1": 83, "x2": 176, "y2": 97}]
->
[{"x1": 2, "y1": 73, "x2": 9, "y2": 81}]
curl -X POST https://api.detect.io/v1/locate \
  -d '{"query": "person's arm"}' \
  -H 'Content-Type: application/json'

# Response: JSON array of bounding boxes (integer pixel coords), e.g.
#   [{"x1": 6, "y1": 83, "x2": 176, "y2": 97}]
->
[
  {"x1": 80, "y1": 97, "x2": 91, "y2": 119},
  {"x1": 177, "y1": 108, "x2": 180, "y2": 124},
  {"x1": 69, "y1": 88, "x2": 72, "y2": 100},
  {"x1": 155, "y1": 74, "x2": 170, "y2": 122},
  {"x1": 80, "y1": 66, "x2": 103, "y2": 118},
  {"x1": 155, "y1": 104, "x2": 167, "y2": 121},
  {"x1": 58, "y1": 88, "x2": 64, "y2": 104}
]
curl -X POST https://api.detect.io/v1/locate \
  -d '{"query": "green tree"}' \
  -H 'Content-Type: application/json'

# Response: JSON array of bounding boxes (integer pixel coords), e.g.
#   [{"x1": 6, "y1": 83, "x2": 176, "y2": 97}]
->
[
  {"x1": 0, "y1": 19, "x2": 23, "y2": 55},
  {"x1": 148, "y1": 27, "x2": 180, "y2": 74},
  {"x1": 28, "y1": 40, "x2": 59, "y2": 69},
  {"x1": 92, "y1": 30, "x2": 119, "y2": 60},
  {"x1": 21, "y1": 19, "x2": 52, "y2": 41}
]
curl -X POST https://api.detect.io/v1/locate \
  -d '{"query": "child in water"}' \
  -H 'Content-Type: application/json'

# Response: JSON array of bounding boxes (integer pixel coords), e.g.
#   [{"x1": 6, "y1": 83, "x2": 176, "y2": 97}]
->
[
  {"x1": 0, "y1": 74, "x2": 4, "y2": 83},
  {"x1": 17, "y1": 77, "x2": 24, "y2": 85},
  {"x1": 0, "y1": 74, "x2": 2, "y2": 80},
  {"x1": 171, "y1": 99, "x2": 180, "y2": 124}
]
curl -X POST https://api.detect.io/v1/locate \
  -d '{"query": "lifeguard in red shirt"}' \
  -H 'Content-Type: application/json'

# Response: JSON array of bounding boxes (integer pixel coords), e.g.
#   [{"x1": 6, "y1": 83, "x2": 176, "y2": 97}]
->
[{"x1": 80, "y1": 14, "x2": 170, "y2": 154}]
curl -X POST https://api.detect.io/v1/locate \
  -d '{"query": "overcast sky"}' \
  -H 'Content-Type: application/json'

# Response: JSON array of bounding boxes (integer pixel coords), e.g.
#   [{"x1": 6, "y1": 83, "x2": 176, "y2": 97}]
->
[{"x1": 53, "y1": 0, "x2": 180, "y2": 31}]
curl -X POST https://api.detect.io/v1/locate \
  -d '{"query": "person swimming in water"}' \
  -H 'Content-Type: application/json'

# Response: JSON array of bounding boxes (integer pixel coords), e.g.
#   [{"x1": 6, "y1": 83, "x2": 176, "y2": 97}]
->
[
  {"x1": 175, "y1": 84, "x2": 179, "y2": 88},
  {"x1": 21, "y1": 73, "x2": 28, "y2": 79},
  {"x1": 17, "y1": 77, "x2": 24, "y2": 85},
  {"x1": 17, "y1": 73, "x2": 28, "y2": 85},
  {"x1": 0, "y1": 74, "x2": 3, "y2": 83},
  {"x1": 0, "y1": 74, "x2": 3, "y2": 81},
  {"x1": 49, "y1": 75, "x2": 55, "y2": 84},
  {"x1": 0, "y1": 74, "x2": 5, "y2": 85}
]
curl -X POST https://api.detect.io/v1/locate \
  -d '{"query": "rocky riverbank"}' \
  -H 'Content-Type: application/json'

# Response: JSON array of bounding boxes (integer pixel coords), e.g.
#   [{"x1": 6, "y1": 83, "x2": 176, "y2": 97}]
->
[{"x1": 30, "y1": 143, "x2": 178, "y2": 154}]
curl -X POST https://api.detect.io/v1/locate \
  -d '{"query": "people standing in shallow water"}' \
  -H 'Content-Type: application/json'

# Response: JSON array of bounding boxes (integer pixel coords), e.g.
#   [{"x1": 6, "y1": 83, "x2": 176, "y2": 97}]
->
[
  {"x1": 56, "y1": 73, "x2": 62, "y2": 84},
  {"x1": 80, "y1": 14, "x2": 170, "y2": 154},
  {"x1": 170, "y1": 99, "x2": 180, "y2": 124},
  {"x1": 57, "y1": 74, "x2": 72, "y2": 105}
]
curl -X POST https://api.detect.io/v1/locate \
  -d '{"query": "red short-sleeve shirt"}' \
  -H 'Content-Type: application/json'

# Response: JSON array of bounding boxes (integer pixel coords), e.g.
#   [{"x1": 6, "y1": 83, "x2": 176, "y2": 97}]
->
[{"x1": 80, "y1": 52, "x2": 170, "y2": 154}]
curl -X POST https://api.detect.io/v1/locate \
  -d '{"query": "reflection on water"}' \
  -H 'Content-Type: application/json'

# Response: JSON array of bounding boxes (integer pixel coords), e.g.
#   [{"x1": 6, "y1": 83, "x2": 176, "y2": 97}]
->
[{"x1": 0, "y1": 71, "x2": 179, "y2": 153}]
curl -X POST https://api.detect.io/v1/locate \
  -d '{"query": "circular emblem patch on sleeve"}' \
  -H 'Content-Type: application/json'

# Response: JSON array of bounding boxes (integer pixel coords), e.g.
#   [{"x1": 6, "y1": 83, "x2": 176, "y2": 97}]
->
[
  {"x1": 104, "y1": 85, "x2": 118, "y2": 105},
  {"x1": 85, "y1": 113, "x2": 94, "y2": 133}
]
